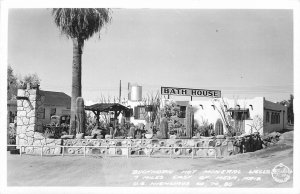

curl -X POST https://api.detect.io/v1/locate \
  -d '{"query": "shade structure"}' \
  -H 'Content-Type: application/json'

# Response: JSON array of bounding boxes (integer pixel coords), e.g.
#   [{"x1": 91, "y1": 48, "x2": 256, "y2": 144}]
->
[
  {"x1": 85, "y1": 103, "x2": 131, "y2": 127},
  {"x1": 85, "y1": 103, "x2": 130, "y2": 113}
]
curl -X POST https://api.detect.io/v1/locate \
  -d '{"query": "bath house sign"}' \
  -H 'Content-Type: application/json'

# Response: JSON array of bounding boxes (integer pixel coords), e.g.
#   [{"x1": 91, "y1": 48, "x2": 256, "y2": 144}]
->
[{"x1": 161, "y1": 86, "x2": 221, "y2": 98}]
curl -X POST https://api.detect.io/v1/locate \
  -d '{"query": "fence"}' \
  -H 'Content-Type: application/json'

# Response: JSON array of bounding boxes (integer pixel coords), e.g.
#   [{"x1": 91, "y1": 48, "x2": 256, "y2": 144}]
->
[{"x1": 7, "y1": 144, "x2": 218, "y2": 159}]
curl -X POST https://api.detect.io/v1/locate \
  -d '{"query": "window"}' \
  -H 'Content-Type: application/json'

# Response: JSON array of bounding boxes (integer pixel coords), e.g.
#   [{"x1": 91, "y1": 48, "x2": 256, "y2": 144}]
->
[
  {"x1": 40, "y1": 108, "x2": 45, "y2": 119},
  {"x1": 229, "y1": 109, "x2": 250, "y2": 120},
  {"x1": 270, "y1": 112, "x2": 280, "y2": 124},
  {"x1": 266, "y1": 111, "x2": 270, "y2": 123},
  {"x1": 50, "y1": 108, "x2": 56, "y2": 118},
  {"x1": 134, "y1": 106, "x2": 146, "y2": 120},
  {"x1": 178, "y1": 106, "x2": 186, "y2": 118}
]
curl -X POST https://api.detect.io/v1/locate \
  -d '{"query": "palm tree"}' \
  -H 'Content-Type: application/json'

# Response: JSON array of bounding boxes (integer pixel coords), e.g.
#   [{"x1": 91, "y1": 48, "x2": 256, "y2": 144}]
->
[{"x1": 52, "y1": 8, "x2": 111, "y2": 135}]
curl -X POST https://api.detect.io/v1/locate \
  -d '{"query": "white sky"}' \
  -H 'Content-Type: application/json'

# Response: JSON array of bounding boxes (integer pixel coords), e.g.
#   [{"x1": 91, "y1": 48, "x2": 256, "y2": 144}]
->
[{"x1": 8, "y1": 9, "x2": 293, "y2": 102}]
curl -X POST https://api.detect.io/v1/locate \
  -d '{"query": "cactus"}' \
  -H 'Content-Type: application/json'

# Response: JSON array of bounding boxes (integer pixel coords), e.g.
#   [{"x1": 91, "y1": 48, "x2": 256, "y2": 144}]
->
[
  {"x1": 185, "y1": 105, "x2": 194, "y2": 138},
  {"x1": 159, "y1": 115, "x2": 169, "y2": 139},
  {"x1": 75, "y1": 97, "x2": 86, "y2": 134}
]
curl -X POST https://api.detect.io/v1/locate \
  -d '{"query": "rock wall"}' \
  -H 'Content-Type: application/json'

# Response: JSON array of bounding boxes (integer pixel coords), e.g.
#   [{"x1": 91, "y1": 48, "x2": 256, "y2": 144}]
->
[
  {"x1": 16, "y1": 87, "x2": 61, "y2": 154},
  {"x1": 62, "y1": 137, "x2": 260, "y2": 158}
]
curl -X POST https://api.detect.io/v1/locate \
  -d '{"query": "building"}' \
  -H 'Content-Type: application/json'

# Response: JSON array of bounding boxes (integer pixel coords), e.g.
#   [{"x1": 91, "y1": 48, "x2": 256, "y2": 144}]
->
[
  {"x1": 125, "y1": 96, "x2": 287, "y2": 135},
  {"x1": 186, "y1": 97, "x2": 287, "y2": 135},
  {"x1": 37, "y1": 90, "x2": 71, "y2": 125},
  {"x1": 8, "y1": 90, "x2": 71, "y2": 125}
]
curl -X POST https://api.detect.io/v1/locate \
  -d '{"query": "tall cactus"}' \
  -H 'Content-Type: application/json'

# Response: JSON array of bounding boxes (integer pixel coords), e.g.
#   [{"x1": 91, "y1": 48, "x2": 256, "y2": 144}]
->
[
  {"x1": 75, "y1": 97, "x2": 86, "y2": 134},
  {"x1": 159, "y1": 115, "x2": 168, "y2": 139},
  {"x1": 185, "y1": 105, "x2": 194, "y2": 138}
]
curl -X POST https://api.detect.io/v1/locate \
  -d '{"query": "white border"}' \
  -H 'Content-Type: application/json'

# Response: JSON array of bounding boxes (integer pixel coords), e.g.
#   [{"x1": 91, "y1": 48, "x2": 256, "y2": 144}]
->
[{"x1": 1, "y1": 0, "x2": 299, "y2": 194}]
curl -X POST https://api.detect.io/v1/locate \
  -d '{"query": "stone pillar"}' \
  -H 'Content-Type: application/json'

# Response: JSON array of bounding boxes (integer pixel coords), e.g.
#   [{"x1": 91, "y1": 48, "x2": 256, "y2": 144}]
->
[
  {"x1": 16, "y1": 85, "x2": 61, "y2": 154},
  {"x1": 16, "y1": 86, "x2": 40, "y2": 148}
]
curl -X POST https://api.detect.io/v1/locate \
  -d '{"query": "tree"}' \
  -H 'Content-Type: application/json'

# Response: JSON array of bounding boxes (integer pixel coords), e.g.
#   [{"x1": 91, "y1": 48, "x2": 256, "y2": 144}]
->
[
  {"x1": 7, "y1": 65, "x2": 18, "y2": 100},
  {"x1": 287, "y1": 94, "x2": 294, "y2": 124},
  {"x1": 247, "y1": 115, "x2": 264, "y2": 134},
  {"x1": 23, "y1": 73, "x2": 41, "y2": 86},
  {"x1": 280, "y1": 94, "x2": 294, "y2": 124},
  {"x1": 52, "y1": 8, "x2": 111, "y2": 135},
  {"x1": 7, "y1": 65, "x2": 41, "y2": 100}
]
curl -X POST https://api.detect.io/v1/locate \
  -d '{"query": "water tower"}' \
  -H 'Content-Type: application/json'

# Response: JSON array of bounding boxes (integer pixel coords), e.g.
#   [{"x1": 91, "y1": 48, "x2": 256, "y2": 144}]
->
[{"x1": 128, "y1": 84, "x2": 142, "y2": 101}]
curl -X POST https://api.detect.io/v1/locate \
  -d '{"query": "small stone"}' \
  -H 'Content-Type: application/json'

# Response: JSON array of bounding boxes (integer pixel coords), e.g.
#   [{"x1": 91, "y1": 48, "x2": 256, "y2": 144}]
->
[
  {"x1": 17, "y1": 106, "x2": 24, "y2": 111},
  {"x1": 33, "y1": 140, "x2": 42, "y2": 146},
  {"x1": 34, "y1": 132, "x2": 45, "y2": 140},
  {"x1": 26, "y1": 131, "x2": 34, "y2": 137},
  {"x1": 28, "y1": 89, "x2": 37, "y2": 95},
  {"x1": 18, "y1": 133, "x2": 26, "y2": 139},
  {"x1": 16, "y1": 119, "x2": 24, "y2": 126},
  {"x1": 18, "y1": 110, "x2": 27, "y2": 117},
  {"x1": 25, "y1": 126, "x2": 34, "y2": 132},
  {"x1": 17, "y1": 89, "x2": 25, "y2": 97},
  {"x1": 27, "y1": 110, "x2": 35, "y2": 118},
  {"x1": 53, "y1": 147, "x2": 61, "y2": 155},
  {"x1": 27, "y1": 137, "x2": 34, "y2": 145}
]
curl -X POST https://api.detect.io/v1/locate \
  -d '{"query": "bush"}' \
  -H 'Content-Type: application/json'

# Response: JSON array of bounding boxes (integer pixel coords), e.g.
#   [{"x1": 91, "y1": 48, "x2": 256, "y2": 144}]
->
[
  {"x1": 42, "y1": 125, "x2": 68, "y2": 139},
  {"x1": 7, "y1": 123, "x2": 16, "y2": 144}
]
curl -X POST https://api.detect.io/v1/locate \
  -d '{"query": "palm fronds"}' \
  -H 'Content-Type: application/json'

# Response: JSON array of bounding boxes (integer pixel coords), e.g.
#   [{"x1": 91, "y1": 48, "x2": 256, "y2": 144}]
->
[{"x1": 52, "y1": 8, "x2": 111, "y2": 40}]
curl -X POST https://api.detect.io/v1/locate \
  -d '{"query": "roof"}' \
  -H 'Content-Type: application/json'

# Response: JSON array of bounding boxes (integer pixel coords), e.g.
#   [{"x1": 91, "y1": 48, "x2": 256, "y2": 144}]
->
[
  {"x1": 39, "y1": 90, "x2": 71, "y2": 107},
  {"x1": 85, "y1": 103, "x2": 130, "y2": 113}
]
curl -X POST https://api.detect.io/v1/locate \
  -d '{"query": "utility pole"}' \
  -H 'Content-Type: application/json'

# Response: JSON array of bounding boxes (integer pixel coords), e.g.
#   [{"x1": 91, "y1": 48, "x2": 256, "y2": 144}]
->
[{"x1": 119, "y1": 80, "x2": 121, "y2": 103}]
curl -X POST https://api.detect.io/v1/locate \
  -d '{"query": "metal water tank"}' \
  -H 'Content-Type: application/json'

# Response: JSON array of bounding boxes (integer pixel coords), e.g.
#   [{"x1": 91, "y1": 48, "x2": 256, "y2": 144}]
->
[{"x1": 130, "y1": 85, "x2": 142, "y2": 101}]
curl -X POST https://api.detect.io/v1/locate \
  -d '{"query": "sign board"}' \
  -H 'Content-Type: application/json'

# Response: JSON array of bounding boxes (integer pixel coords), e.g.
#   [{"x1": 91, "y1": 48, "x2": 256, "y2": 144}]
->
[{"x1": 161, "y1": 87, "x2": 221, "y2": 98}]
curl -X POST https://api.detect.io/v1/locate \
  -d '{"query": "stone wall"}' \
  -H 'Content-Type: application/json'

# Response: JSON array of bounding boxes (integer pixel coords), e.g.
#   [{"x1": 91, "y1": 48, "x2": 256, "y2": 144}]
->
[
  {"x1": 62, "y1": 138, "x2": 219, "y2": 157},
  {"x1": 61, "y1": 136, "x2": 263, "y2": 158},
  {"x1": 16, "y1": 87, "x2": 61, "y2": 154}
]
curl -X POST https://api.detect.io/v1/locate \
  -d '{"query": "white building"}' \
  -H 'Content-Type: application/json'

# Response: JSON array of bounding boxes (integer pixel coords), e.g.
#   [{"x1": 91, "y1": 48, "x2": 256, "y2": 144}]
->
[
  {"x1": 120, "y1": 85, "x2": 287, "y2": 135},
  {"x1": 126, "y1": 96, "x2": 287, "y2": 135}
]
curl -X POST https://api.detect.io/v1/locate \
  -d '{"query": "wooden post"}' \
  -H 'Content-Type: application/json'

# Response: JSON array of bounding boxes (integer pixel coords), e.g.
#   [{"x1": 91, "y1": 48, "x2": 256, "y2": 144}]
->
[
  {"x1": 62, "y1": 146, "x2": 64, "y2": 157},
  {"x1": 192, "y1": 147, "x2": 194, "y2": 159},
  {"x1": 20, "y1": 146, "x2": 22, "y2": 156},
  {"x1": 127, "y1": 146, "x2": 129, "y2": 158},
  {"x1": 84, "y1": 146, "x2": 86, "y2": 157},
  {"x1": 215, "y1": 148, "x2": 217, "y2": 159},
  {"x1": 96, "y1": 112, "x2": 100, "y2": 127},
  {"x1": 41, "y1": 145, "x2": 43, "y2": 157}
]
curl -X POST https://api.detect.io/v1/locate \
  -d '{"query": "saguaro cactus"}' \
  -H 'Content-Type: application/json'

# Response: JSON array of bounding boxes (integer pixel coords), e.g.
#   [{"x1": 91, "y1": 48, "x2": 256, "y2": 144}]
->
[
  {"x1": 75, "y1": 97, "x2": 86, "y2": 134},
  {"x1": 159, "y1": 115, "x2": 169, "y2": 139},
  {"x1": 185, "y1": 105, "x2": 194, "y2": 138}
]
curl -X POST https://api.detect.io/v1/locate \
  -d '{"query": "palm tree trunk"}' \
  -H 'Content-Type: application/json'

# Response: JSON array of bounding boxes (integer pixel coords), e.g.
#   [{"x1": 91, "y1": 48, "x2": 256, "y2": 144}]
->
[{"x1": 69, "y1": 38, "x2": 83, "y2": 135}]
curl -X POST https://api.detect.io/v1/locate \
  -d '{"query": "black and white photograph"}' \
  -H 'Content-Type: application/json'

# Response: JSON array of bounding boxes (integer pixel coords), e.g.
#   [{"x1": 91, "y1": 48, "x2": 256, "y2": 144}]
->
[{"x1": 0, "y1": 0, "x2": 299, "y2": 194}]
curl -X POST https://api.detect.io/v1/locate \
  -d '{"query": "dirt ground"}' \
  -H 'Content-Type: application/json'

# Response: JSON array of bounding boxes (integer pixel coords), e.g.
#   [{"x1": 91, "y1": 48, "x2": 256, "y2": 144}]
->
[{"x1": 7, "y1": 133, "x2": 293, "y2": 188}]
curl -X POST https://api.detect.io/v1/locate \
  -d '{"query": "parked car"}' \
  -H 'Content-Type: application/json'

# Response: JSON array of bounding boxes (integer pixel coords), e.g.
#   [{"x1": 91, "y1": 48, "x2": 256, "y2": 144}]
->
[{"x1": 49, "y1": 115, "x2": 70, "y2": 126}]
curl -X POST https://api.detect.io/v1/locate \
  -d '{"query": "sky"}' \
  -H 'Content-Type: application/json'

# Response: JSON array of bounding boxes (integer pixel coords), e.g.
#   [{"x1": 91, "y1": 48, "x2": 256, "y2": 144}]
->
[{"x1": 7, "y1": 9, "x2": 293, "y2": 103}]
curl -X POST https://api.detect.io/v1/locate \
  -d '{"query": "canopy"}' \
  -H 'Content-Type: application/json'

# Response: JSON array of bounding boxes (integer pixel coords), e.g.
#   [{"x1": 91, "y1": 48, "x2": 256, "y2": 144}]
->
[
  {"x1": 85, "y1": 103, "x2": 131, "y2": 126},
  {"x1": 85, "y1": 103, "x2": 130, "y2": 113}
]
